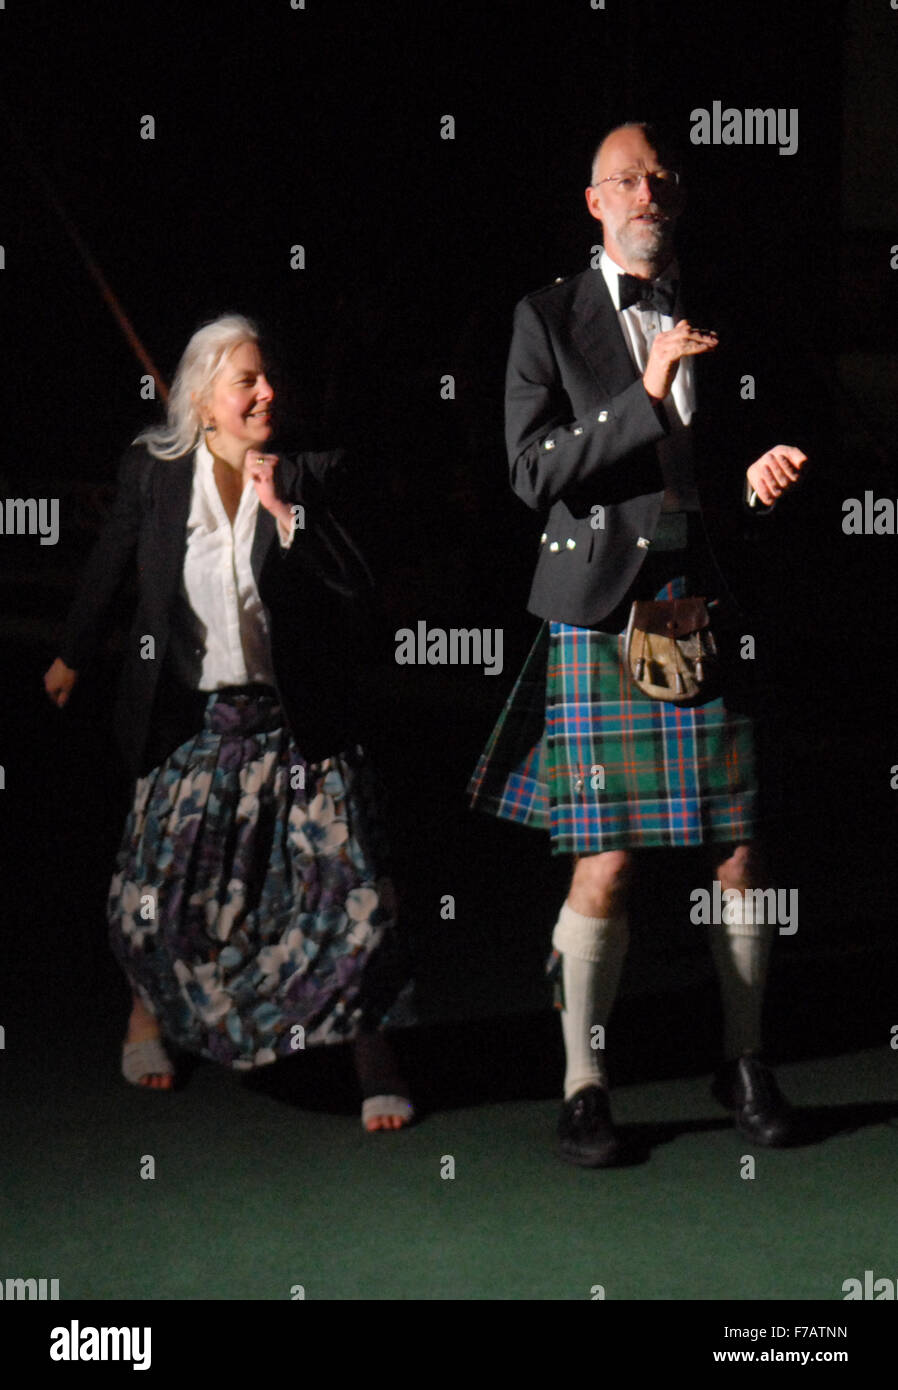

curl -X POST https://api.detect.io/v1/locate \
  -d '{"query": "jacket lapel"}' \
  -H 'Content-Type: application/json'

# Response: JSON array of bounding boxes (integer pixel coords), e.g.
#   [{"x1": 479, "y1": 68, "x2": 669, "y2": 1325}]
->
[
  {"x1": 571, "y1": 270, "x2": 640, "y2": 396},
  {"x1": 251, "y1": 500, "x2": 277, "y2": 586},
  {"x1": 150, "y1": 452, "x2": 195, "y2": 612},
  {"x1": 251, "y1": 451, "x2": 301, "y2": 585}
]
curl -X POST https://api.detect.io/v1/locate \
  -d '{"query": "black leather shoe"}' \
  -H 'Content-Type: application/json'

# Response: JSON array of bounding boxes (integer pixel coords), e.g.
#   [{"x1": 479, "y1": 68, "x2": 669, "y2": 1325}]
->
[
  {"x1": 711, "y1": 1055, "x2": 796, "y2": 1147},
  {"x1": 558, "y1": 1085, "x2": 621, "y2": 1167}
]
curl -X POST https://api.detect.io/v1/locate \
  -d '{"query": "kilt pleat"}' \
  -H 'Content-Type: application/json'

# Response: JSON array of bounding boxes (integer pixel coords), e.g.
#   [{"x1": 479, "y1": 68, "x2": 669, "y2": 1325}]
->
[{"x1": 467, "y1": 623, "x2": 551, "y2": 828}]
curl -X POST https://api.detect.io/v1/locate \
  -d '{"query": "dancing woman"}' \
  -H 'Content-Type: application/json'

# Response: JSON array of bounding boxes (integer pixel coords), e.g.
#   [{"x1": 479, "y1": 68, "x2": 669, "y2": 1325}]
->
[{"x1": 44, "y1": 314, "x2": 413, "y2": 1131}]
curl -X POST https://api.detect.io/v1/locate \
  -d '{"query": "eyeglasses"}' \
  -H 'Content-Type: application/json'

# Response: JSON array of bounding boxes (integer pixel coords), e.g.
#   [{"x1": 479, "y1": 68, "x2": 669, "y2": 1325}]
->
[{"x1": 591, "y1": 169, "x2": 680, "y2": 195}]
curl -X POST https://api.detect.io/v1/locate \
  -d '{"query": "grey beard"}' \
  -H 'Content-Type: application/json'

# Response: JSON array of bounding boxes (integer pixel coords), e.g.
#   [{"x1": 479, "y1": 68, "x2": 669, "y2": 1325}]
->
[{"x1": 620, "y1": 222, "x2": 674, "y2": 273}]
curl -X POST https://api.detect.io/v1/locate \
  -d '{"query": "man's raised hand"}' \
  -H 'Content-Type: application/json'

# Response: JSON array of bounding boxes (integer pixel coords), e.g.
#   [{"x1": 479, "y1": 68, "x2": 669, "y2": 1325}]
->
[{"x1": 643, "y1": 319, "x2": 718, "y2": 402}]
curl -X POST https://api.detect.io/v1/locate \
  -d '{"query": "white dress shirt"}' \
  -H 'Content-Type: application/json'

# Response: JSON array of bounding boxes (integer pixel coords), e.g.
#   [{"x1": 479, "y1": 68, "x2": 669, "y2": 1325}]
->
[
  {"x1": 168, "y1": 439, "x2": 294, "y2": 691},
  {"x1": 600, "y1": 248, "x2": 700, "y2": 512}
]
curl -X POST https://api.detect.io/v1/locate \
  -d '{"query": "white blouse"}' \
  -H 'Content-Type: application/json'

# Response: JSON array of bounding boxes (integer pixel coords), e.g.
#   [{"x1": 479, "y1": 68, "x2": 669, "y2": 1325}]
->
[{"x1": 167, "y1": 439, "x2": 294, "y2": 691}]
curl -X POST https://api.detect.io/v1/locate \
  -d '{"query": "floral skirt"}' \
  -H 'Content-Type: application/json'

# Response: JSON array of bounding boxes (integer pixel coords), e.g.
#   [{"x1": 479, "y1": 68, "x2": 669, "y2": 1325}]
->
[{"x1": 109, "y1": 690, "x2": 405, "y2": 1068}]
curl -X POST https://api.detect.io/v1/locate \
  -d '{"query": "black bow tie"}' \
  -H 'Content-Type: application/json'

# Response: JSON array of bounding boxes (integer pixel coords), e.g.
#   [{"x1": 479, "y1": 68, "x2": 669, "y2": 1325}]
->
[{"x1": 618, "y1": 273, "x2": 678, "y2": 317}]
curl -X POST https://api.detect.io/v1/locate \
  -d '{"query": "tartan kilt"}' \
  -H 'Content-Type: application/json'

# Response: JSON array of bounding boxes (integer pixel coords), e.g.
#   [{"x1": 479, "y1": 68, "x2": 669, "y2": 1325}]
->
[{"x1": 468, "y1": 577, "x2": 759, "y2": 853}]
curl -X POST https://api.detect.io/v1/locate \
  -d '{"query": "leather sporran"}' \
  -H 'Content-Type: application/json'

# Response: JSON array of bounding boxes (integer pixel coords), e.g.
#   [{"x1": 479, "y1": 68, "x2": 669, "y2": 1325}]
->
[{"x1": 624, "y1": 597, "x2": 718, "y2": 704}]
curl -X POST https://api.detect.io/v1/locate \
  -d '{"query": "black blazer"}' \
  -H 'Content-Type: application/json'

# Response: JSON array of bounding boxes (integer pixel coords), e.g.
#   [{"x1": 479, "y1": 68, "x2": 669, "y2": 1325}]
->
[
  {"x1": 505, "y1": 268, "x2": 787, "y2": 626},
  {"x1": 59, "y1": 444, "x2": 374, "y2": 777}
]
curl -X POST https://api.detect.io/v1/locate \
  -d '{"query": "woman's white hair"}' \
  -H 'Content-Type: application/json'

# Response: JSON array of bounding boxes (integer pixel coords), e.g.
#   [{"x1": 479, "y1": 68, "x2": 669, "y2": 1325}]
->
[{"x1": 134, "y1": 313, "x2": 260, "y2": 459}]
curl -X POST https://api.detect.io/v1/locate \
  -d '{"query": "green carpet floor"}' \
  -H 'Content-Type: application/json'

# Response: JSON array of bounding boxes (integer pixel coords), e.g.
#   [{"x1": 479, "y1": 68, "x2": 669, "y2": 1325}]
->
[{"x1": 3, "y1": 1044, "x2": 894, "y2": 1301}]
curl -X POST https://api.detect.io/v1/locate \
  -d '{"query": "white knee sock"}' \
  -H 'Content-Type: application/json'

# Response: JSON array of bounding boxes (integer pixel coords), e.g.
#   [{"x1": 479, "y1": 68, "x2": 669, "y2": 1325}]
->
[
  {"x1": 707, "y1": 897, "x2": 774, "y2": 1060},
  {"x1": 552, "y1": 903, "x2": 629, "y2": 1099}
]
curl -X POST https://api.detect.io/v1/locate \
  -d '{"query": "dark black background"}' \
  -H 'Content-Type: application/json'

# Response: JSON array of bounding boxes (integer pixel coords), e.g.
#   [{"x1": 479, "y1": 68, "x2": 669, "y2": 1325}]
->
[{"x1": 1, "y1": 0, "x2": 895, "y2": 1187}]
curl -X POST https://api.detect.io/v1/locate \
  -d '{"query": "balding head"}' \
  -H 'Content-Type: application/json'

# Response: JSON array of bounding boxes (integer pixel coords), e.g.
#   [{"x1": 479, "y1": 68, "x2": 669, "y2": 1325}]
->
[
  {"x1": 585, "y1": 122, "x2": 683, "y2": 277},
  {"x1": 589, "y1": 122, "x2": 680, "y2": 186}
]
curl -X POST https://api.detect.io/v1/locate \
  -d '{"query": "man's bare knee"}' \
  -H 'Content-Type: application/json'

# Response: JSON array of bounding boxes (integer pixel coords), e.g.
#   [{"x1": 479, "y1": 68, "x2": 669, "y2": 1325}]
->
[
  {"x1": 569, "y1": 851, "x2": 633, "y2": 915},
  {"x1": 714, "y1": 841, "x2": 767, "y2": 890}
]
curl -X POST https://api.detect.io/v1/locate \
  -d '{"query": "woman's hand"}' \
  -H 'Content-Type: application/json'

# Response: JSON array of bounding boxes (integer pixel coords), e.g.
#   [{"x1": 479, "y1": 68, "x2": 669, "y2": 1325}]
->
[
  {"x1": 44, "y1": 656, "x2": 78, "y2": 708},
  {"x1": 245, "y1": 451, "x2": 294, "y2": 530}
]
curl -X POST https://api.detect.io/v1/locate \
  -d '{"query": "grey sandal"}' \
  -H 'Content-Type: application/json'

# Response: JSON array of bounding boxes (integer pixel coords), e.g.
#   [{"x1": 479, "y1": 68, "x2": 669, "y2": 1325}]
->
[
  {"x1": 361, "y1": 1094, "x2": 415, "y2": 1129},
  {"x1": 121, "y1": 1037, "x2": 174, "y2": 1086}
]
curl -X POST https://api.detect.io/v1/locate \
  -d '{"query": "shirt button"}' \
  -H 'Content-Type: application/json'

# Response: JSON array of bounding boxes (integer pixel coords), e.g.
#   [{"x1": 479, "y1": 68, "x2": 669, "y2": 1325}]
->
[
  {"x1": 597, "y1": 410, "x2": 609, "y2": 423},
  {"x1": 540, "y1": 533, "x2": 548, "y2": 544},
  {"x1": 573, "y1": 426, "x2": 584, "y2": 436},
  {"x1": 636, "y1": 536, "x2": 651, "y2": 549}
]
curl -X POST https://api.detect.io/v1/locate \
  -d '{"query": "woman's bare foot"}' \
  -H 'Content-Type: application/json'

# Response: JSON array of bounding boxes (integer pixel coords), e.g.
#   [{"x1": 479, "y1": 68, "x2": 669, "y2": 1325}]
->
[
  {"x1": 352, "y1": 1031, "x2": 413, "y2": 1131},
  {"x1": 123, "y1": 994, "x2": 173, "y2": 1090}
]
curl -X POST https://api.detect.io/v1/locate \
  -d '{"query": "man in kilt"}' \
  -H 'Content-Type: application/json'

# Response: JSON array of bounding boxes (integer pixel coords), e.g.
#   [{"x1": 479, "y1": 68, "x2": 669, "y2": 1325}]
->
[{"x1": 469, "y1": 122, "x2": 806, "y2": 1166}]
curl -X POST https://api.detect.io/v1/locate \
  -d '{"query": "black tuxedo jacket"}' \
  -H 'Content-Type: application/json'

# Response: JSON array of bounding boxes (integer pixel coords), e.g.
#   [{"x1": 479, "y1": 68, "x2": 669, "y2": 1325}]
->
[
  {"x1": 59, "y1": 444, "x2": 374, "y2": 777},
  {"x1": 506, "y1": 267, "x2": 788, "y2": 626}
]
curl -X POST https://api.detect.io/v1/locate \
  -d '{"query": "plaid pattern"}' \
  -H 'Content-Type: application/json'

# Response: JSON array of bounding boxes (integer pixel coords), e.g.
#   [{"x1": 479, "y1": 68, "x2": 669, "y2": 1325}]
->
[
  {"x1": 108, "y1": 692, "x2": 407, "y2": 1066},
  {"x1": 469, "y1": 578, "x2": 758, "y2": 853},
  {"x1": 468, "y1": 623, "x2": 551, "y2": 826}
]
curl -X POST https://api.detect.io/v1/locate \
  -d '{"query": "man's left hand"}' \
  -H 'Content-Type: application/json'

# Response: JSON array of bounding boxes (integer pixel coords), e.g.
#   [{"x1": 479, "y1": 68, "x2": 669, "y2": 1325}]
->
[{"x1": 746, "y1": 445, "x2": 806, "y2": 506}]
